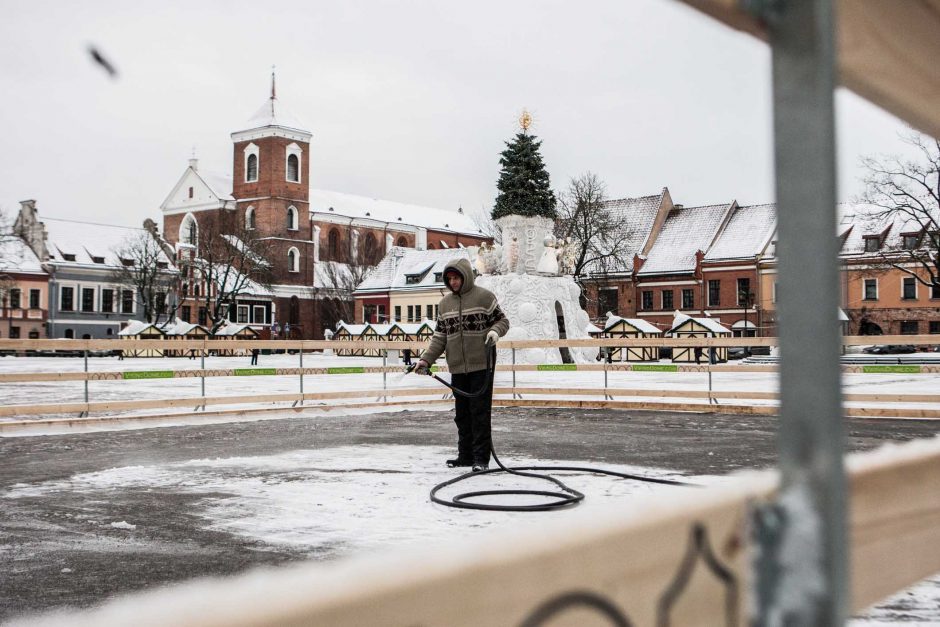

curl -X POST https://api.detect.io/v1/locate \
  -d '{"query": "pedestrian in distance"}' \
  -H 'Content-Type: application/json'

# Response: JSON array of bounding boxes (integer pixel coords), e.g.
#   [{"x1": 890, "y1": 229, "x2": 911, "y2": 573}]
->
[
  {"x1": 250, "y1": 348, "x2": 259, "y2": 366},
  {"x1": 415, "y1": 259, "x2": 510, "y2": 472},
  {"x1": 694, "y1": 346, "x2": 703, "y2": 365}
]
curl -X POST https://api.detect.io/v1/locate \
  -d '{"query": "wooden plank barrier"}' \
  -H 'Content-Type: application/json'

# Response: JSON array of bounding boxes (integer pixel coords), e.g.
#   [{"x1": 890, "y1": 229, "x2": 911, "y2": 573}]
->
[{"x1": 19, "y1": 437, "x2": 940, "y2": 627}]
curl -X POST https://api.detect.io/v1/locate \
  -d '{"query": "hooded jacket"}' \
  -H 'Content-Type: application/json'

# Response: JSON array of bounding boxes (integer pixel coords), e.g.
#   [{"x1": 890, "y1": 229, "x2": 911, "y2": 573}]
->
[{"x1": 419, "y1": 258, "x2": 510, "y2": 374}]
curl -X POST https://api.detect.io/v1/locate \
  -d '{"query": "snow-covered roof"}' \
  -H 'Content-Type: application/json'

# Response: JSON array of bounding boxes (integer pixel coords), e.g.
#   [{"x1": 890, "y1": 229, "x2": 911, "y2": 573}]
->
[
  {"x1": 396, "y1": 320, "x2": 435, "y2": 333},
  {"x1": 603, "y1": 314, "x2": 662, "y2": 334},
  {"x1": 668, "y1": 311, "x2": 731, "y2": 335},
  {"x1": 585, "y1": 322, "x2": 602, "y2": 334},
  {"x1": 239, "y1": 96, "x2": 310, "y2": 134},
  {"x1": 199, "y1": 170, "x2": 235, "y2": 202},
  {"x1": 309, "y1": 189, "x2": 482, "y2": 236},
  {"x1": 638, "y1": 203, "x2": 731, "y2": 276},
  {"x1": 118, "y1": 321, "x2": 161, "y2": 336},
  {"x1": 838, "y1": 203, "x2": 935, "y2": 257},
  {"x1": 214, "y1": 322, "x2": 258, "y2": 337},
  {"x1": 0, "y1": 234, "x2": 45, "y2": 274},
  {"x1": 589, "y1": 192, "x2": 665, "y2": 274},
  {"x1": 42, "y1": 218, "x2": 174, "y2": 269},
  {"x1": 355, "y1": 247, "x2": 473, "y2": 293},
  {"x1": 705, "y1": 203, "x2": 777, "y2": 261},
  {"x1": 336, "y1": 321, "x2": 368, "y2": 335},
  {"x1": 205, "y1": 263, "x2": 273, "y2": 297},
  {"x1": 160, "y1": 318, "x2": 208, "y2": 336}
]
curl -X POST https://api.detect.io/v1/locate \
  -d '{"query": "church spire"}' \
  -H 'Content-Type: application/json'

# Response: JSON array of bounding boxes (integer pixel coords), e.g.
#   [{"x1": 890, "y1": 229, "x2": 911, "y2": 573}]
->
[{"x1": 270, "y1": 65, "x2": 276, "y2": 101}]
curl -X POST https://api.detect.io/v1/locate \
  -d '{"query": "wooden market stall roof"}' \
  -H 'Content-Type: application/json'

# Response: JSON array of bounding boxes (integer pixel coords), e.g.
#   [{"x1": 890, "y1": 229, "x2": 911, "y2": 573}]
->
[{"x1": 680, "y1": 0, "x2": 940, "y2": 139}]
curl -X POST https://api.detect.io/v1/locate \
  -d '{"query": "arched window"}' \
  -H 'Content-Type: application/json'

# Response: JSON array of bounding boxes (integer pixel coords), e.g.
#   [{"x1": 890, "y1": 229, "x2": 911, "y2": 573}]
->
[
  {"x1": 246, "y1": 154, "x2": 258, "y2": 182},
  {"x1": 179, "y1": 214, "x2": 198, "y2": 247},
  {"x1": 64, "y1": 329, "x2": 74, "y2": 339},
  {"x1": 428, "y1": 242, "x2": 436, "y2": 250},
  {"x1": 328, "y1": 229, "x2": 341, "y2": 261},
  {"x1": 396, "y1": 236, "x2": 408, "y2": 247},
  {"x1": 287, "y1": 206, "x2": 298, "y2": 231},
  {"x1": 285, "y1": 143, "x2": 302, "y2": 183},
  {"x1": 289, "y1": 295, "x2": 300, "y2": 326},
  {"x1": 245, "y1": 206, "x2": 255, "y2": 230},
  {"x1": 287, "y1": 154, "x2": 299, "y2": 182},
  {"x1": 288, "y1": 247, "x2": 300, "y2": 273},
  {"x1": 363, "y1": 233, "x2": 378, "y2": 265}
]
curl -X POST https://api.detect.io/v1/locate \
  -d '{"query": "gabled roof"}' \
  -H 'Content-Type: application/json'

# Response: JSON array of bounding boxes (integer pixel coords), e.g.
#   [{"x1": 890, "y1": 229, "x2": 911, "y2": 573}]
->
[
  {"x1": 118, "y1": 321, "x2": 162, "y2": 336},
  {"x1": 603, "y1": 314, "x2": 662, "y2": 334},
  {"x1": 668, "y1": 312, "x2": 731, "y2": 335},
  {"x1": 589, "y1": 191, "x2": 666, "y2": 274},
  {"x1": 838, "y1": 203, "x2": 935, "y2": 256},
  {"x1": 160, "y1": 318, "x2": 209, "y2": 336},
  {"x1": 355, "y1": 247, "x2": 473, "y2": 293},
  {"x1": 705, "y1": 203, "x2": 777, "y2": 261},
  {"x1": 638, "y1": 202, "x2": 732, "y2": 276},
  {"x1": 336, "y1": 321, "x2": 368, "y2": 335},
  {"x1": 396, "y1": 320, "x2": 436, "y2": 334},
  {"x1": 214, "y1": 322, "x2": 259, "y2": 337}
]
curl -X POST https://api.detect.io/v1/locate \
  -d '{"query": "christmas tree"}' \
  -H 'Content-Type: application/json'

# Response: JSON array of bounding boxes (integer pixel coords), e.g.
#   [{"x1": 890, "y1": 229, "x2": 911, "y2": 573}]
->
[{"x1": 492, "y1": 112, "x2": 557, "y2": 220}]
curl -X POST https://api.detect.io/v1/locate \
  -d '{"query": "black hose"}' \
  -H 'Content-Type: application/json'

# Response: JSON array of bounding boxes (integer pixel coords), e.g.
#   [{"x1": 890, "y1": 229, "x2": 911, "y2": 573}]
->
[{"x1": 420, "y1": 346, "x2": 693, "y2": 512}]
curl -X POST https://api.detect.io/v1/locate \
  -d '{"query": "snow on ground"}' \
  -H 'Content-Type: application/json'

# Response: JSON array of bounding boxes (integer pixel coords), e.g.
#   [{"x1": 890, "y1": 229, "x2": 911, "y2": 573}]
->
[
  {"x1": 2, "y1": 352, "x2": 939, "y2": 623},
  {"x1": 2, "y1": 443, "x2": 703, "y2": 556}
]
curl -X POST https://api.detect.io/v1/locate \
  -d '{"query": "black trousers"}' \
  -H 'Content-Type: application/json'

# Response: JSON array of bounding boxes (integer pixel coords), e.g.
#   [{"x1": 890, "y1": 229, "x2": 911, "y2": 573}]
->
[{"x1": 451, "y1": 369, "x2": 493, "y2": 464}]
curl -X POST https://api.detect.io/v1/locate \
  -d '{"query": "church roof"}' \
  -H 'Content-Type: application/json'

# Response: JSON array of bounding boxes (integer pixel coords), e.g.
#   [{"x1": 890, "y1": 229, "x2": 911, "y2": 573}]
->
[
  {"x1": 309, "y1": 189, "x2": 482, "y2": 236},
  {"x1": 241, "y1": 96, "x2": 310, "y2": 134}
]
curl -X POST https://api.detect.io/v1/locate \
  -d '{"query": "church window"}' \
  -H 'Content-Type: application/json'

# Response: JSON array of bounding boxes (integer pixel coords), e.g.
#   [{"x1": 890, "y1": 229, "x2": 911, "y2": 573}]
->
[
  {"x1": 288, "y1": 247, "x2": 300, "y2": 273},
  {"x1": 180, "y1": 214, "x2": 198, "y2": 247},
  {"x1": 246, "y1": 154, "x2": 258, "y2": 182},
  {"x1": 328, "y1": 229, "x2": 341, "y2": 261},
  {"x1": 287, "y1": 206, "x2": 298, "y2": 231},
  {"x1": 245, "y1": 206, "x2": 255, "y2": 230},
  {"x1": 287, "y1": 154, "x2": 299, "y2": 182},
  {"x1": 188, "y1": 187, "x2": 193, "y2": 199},
  {"x1": 363, "y1": 233, "x2": 379, "y2": 265},
  {"x1": 285, "y1": 143, "x2": 302, "y2": 183},
  {"x1": 396, "y1": 236, "x2": 408, "y2": 247}
]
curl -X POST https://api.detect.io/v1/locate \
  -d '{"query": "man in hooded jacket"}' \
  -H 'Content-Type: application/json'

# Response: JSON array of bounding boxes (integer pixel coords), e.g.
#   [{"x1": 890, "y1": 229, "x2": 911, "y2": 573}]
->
[{"x1": 415, "y1": 258, "x2": 510, "y2": 471}]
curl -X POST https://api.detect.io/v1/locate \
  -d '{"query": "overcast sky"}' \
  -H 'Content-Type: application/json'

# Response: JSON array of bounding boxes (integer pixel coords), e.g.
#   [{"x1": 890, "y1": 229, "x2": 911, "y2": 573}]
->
[{"x1": 0, "y1": 0, "x2": 926, "y2": 229}]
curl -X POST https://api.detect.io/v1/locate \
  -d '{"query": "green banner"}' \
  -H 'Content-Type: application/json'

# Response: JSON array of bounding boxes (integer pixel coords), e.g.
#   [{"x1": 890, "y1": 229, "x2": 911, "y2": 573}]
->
[
  {"x1": 122, "y1": 370, "x2": 174, "y2": 380},
  {"x1": 328, "y1": 366, "x2": 366, "y2": 374},
  {"x1": 862, "y1": 365, "x2": 921, "y2": 374},
  {"x1": 631, "y1": 364, "x2": 679, "y2": 372},
  {"x1": 234, "y1": 368, "x2": 277, "y2": 376},
  {"x1": 537, "y1": 364, "x2": 577, "y2": 371}
]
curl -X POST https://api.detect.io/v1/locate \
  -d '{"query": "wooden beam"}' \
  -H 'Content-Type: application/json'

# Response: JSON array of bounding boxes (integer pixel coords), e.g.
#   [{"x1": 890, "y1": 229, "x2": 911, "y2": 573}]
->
[{"x1": 678, "y1": 0, "x2": 940, "y2": 139}]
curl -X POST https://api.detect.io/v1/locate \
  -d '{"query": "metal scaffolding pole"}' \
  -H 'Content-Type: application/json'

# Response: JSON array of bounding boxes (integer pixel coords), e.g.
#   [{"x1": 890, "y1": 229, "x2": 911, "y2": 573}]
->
[{"x1": 757, "y1": 0, "x2": 847, "y2": 624}]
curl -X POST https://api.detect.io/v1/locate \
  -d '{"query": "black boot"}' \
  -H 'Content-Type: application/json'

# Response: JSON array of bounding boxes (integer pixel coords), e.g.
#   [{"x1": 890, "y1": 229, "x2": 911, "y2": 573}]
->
[
  {"x1": 446, "y1": 457, "x2": 472, "y2": 468},
  {"x1": 472, "y1": 462, "x2": 489, "y2": 472}
]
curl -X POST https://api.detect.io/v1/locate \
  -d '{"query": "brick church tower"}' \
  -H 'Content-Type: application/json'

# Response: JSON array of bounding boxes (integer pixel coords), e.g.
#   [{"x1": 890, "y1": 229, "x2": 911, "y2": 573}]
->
[{"x1": 230, "y1": 73, "x2": 317, "y2": 337}]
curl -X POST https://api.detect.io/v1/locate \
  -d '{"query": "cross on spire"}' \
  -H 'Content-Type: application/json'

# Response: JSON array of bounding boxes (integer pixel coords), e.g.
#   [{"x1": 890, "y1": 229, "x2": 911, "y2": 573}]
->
[{"x1": 271, "y1": 65, "x2": 276, "y2": 100}]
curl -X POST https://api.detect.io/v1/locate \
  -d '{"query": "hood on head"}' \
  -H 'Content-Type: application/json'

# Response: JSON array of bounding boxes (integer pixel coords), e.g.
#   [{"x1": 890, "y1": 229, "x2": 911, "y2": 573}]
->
[{"x1": 443, "y1": 258, "x2": 475, "y2": 295}]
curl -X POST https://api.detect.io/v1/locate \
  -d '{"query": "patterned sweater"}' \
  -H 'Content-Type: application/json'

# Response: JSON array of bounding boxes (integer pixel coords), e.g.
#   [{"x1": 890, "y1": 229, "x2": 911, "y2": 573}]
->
[{"x1": 419, "y1": 258, "x2": 510, "y2": 374}]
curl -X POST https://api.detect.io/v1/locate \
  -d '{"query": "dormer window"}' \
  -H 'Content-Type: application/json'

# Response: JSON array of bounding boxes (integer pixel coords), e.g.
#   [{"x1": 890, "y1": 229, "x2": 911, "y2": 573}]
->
[
  {"x1": 156, "y1": 262, "x2": 168, "y2": 270},
  {"x1": 902, "y1": 233, "x2": 921, "y2": 250},
  {"x1": 864, "y1": 236, "x2": 881, "y2": 253},
  {"x1": 62, "y1": 253, "x2": 76, "y2": 262},
  {"x1": 92, "y1": 256, "x2": 105, "y2": 264},
  {"x1": 121, "y1": 258, "x2": 134, "y2": 267},
  {"x1": 434, "y1": 272, "x2": 443, "y2": 282},
  {"x1": 405, "y1": 274, "x2": 422, "y2": 285}
]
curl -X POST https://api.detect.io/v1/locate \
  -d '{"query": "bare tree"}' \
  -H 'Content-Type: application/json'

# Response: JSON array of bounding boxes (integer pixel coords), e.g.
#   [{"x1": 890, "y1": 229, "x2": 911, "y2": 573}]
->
[
  {"x1": 112, "y1": 230, "x2": 180, "y2": 325},
  {"x1": 859, "y1": 133, "x2": 940, "y2": 293},
  {"x1": 186, "y1": 211, "x2": 276, "y2": 334},
  {"x1": 469, "y1": 204, "x2": 502, "y2": 244},
  {"x1": 316, "y1": 259, "x2": 371, "y2": 328},
  {"x1": 556, "y1": 172, "x2": 635, "y2": 277}
]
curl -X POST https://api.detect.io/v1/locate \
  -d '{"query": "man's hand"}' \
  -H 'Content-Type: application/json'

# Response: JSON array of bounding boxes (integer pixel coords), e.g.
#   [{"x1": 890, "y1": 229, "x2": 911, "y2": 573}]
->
[
  {"x1": 485, "y1": 330, "x2": 499, "y2": 347},
  {"x1": 414, "y1": 359, "x2": 431, "y2": 375}
]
